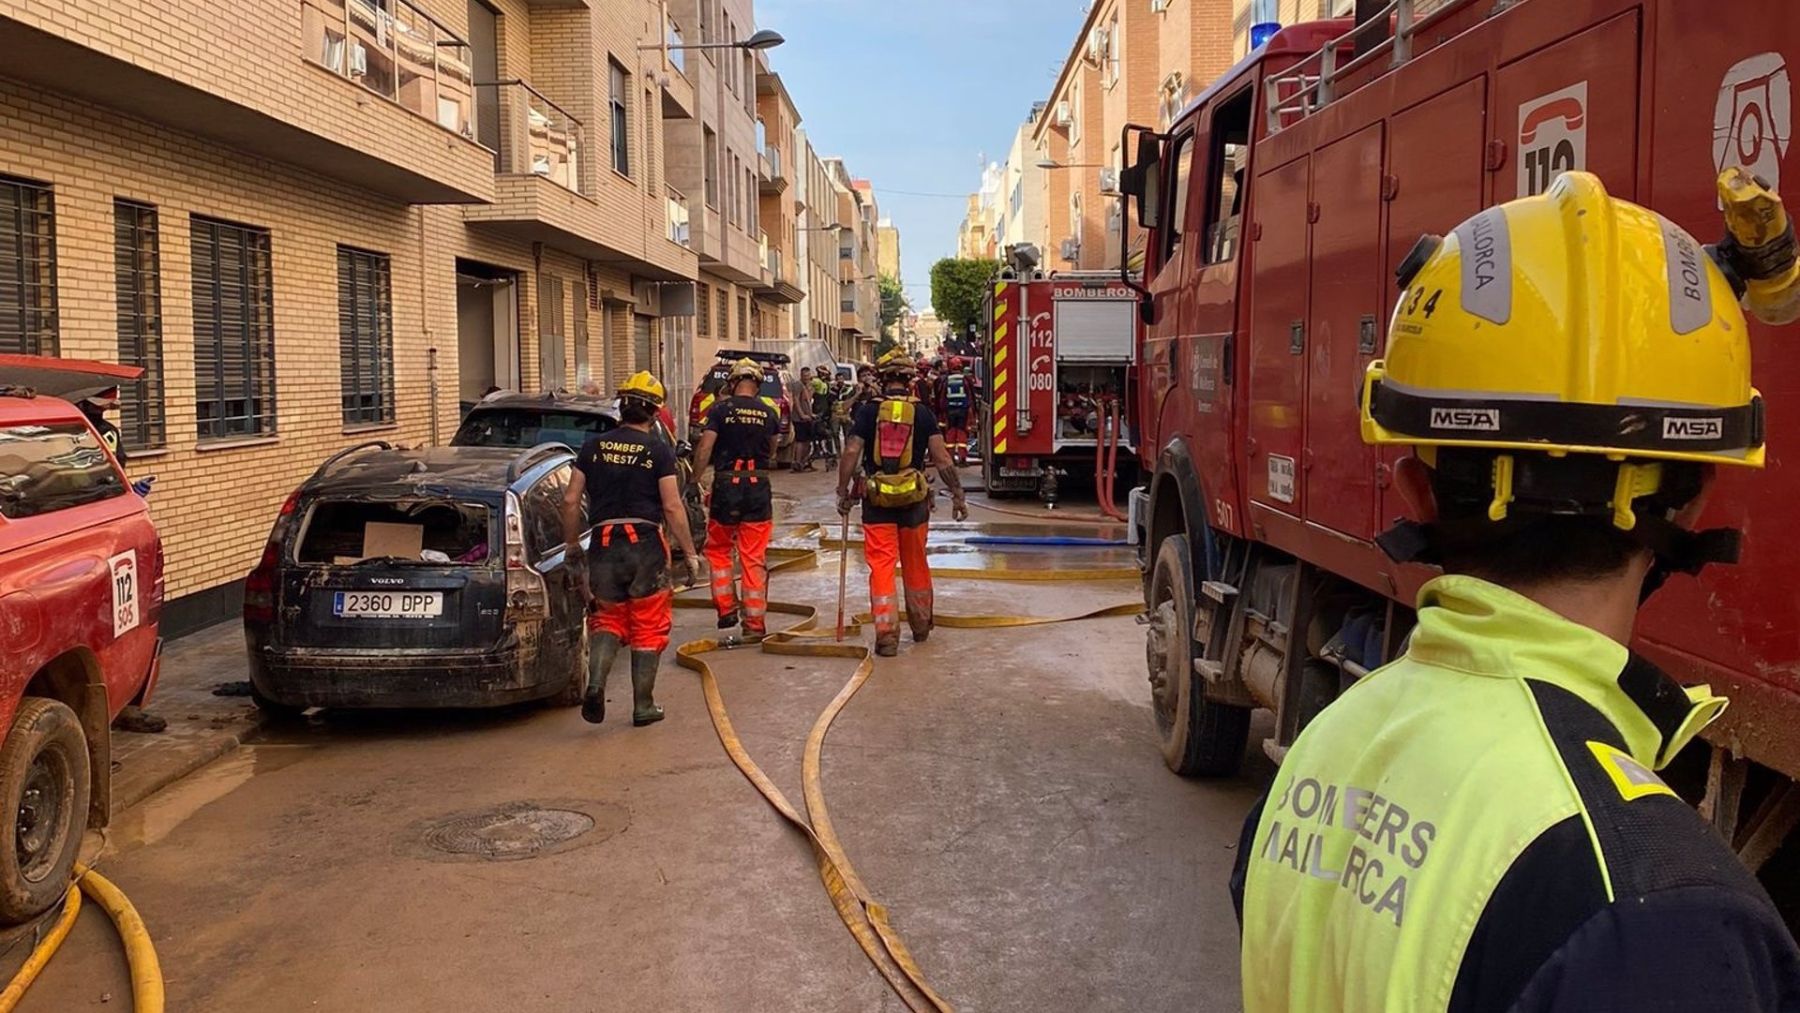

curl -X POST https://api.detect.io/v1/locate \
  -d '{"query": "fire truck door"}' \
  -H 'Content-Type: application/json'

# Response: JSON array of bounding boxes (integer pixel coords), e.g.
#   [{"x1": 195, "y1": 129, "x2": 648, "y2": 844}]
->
[
  {"x1": 1494, "y1": 11, "x2": 1642, "y2": 202},
  {"x1": 1245, "y1": 154, "x2": 1312, "y2": 519},
  {"x1": 1380, "y1": 76, "x2": 1489, "y2": 535},
  {"x1": 1304, "y1": 123, "x2": 1385, "y2": 540}
]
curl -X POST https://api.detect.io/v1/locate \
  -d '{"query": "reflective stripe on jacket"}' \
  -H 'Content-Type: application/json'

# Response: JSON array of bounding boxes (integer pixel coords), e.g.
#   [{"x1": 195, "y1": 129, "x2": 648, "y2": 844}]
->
[{"x1": 1235, "y1": 575, "x2": 1800, "y2": 1012}]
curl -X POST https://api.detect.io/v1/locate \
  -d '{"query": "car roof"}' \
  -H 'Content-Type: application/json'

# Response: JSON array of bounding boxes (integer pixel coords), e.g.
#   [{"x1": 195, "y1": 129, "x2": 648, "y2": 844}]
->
[
  {"x1": 466, "y1": 390, "x2": 620, "y2": 418},
  {"x1": 303, "y1": 445, "x2": 572, "y2": 499},
  {"x1": 0, "y1": 392, "x2": 88, "y2": 427},
  {"x1": 716, "y1": 348, "x2": 791, "y2": 366}
]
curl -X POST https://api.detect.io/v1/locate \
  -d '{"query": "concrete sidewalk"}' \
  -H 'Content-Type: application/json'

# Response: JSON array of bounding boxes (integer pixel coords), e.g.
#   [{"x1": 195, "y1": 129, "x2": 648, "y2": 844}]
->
[{"x1": 109, "y1": 622, "x2": 263, "y2": 814}]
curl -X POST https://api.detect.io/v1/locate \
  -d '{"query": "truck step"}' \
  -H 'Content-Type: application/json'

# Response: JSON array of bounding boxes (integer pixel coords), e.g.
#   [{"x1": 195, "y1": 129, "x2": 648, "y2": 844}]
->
[
  {"x1": 1200, "y1": 580, "x2": 1238, "y2": 604},
  {"x1": 1193, "y1": 658, "x2": 1225, "y2": 682}
]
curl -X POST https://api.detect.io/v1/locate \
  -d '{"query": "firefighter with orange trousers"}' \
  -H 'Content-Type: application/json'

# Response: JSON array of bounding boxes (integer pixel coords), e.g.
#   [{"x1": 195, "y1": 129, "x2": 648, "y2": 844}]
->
[
  {"x1": 693, "y1": 358, "x2": 782, "y2": 642},
  {"x1": 561, "y1": 371, "x2": 700, "y2": 727},
  {"x1": 837, "y1": 349, "x2": 968, "y2": 656}
]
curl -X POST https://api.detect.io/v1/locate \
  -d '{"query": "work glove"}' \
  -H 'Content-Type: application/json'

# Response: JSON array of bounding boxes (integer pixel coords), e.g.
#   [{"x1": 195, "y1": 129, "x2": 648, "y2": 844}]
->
[
  {"x1": 131, "y1": 476, "x2": 155, "y2": 498},
  {"x1": 685, "y1": 557, "x2": 703, "y2": 589},
  {"x1": 837, "y1": 493, "x2": 854, "y2": 517},
  {"x1": 952, "y1": 496, "x2": 969, "y2": 523}
]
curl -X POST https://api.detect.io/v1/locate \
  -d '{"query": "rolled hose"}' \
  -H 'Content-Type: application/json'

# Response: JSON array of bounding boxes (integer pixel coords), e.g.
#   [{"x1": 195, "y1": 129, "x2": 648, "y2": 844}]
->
[{"x1": 0, "y1": 865, "x2": 164, "y2": 1013}]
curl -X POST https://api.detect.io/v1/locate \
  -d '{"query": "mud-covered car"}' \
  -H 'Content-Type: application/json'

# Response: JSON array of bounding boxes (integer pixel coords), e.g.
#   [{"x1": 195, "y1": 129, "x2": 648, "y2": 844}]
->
[
  {"x1": 451, "y1": 390, "x2": 704, "y2": 556},
  {"x1": 0, "y1": 354, "x2": 162, "y2": 922},
  {"x1": 243, "y1": 442, "x2": 588, "y2": 716}
]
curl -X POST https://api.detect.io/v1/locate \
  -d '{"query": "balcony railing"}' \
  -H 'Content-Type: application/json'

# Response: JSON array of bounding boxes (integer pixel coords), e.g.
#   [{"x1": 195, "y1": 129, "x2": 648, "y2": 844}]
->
[
  {"x1": 476, "y1": 80, "x2": 583, "y2": 194},
  {"x1": 667, "y1": 185, "x2": 691, "y2": 246},
  {"x1": 769, "y1": 246, "x2": 784, "y2": 284},
  {"x1": 758, "y1": 230, "x2": 770, "y2": 272},
  {"x1": 302, "y1": 0, "x2": 477, "y2": 140},
  {"x1": 767, "y1": 145, "x2": 782, "y2": 178}
]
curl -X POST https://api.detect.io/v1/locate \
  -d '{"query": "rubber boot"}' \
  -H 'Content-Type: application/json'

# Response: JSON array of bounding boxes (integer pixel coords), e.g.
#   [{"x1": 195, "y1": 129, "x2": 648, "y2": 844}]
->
[
  {"x1": 717, "y1": 610, "x2": 739, "y2": 630},
  {"x1": 631, "y1": 650, "x2": 665, "y2": 726},
  {"x1": 908, "y1": 614, "x2": 932, "y2": 645},
  {"x1": 583, "y1": 633, "x2": 623, "y2": 724},
  {"x1": 875, "y1": 633, "x2": 900, "y2": 658}
]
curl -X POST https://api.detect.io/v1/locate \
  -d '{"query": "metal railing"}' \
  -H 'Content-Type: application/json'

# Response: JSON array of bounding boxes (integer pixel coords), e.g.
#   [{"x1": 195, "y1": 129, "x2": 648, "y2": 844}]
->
[
  {"x1": 301, "y1": 0, "x2": 477, "y2": 139},
  {"x1": 667, "y1": 185, "x2": 691, "y2": 246},
  {"x1": 1264, "y1": 0, "x2": 1481, "y2": 134},
  {"x1": 476, "y1": 80, "x2": 583, "y2": 194}
]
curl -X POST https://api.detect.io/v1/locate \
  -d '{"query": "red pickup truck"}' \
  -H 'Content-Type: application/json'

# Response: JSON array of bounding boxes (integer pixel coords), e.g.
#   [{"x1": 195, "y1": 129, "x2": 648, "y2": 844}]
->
[{"x1": 0, "y1": 355, "x2": 162, "y2": 922}]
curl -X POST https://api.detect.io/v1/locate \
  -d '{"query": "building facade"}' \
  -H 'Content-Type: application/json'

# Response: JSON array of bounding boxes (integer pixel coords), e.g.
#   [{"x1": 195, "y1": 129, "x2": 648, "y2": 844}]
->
[
  {"x1": 0, "y1": 0, "x2": 886, "y2": 628},
  {"x1": 1029, "y1": 0, "x2": 1238, "y2": 271}
]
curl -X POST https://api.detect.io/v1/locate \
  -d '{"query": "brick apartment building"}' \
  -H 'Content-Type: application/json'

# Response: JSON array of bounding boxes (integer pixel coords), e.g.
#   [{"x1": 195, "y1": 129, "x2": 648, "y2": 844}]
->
[{"x1": 0, "y1": 0, "x2": 890, "y2": 631}]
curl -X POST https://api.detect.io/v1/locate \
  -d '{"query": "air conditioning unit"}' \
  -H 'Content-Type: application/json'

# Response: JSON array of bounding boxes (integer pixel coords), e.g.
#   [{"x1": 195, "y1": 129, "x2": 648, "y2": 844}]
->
[
  {"x1": 1099, "y1": 167, "x2": 1120, "y2": 193},
  {"x1": 1054, "y1": 100, "x2": 1072, "y2": 127},
  {"x1": 348, "y1": 42, "x2": 369, "y2": 78},
  {"x1": 1059, "y1": 237, "x2": 1081, "y2": 262},
  {"x1": 1084, "y1": 28, "x2": 1106, "y2": 66}
]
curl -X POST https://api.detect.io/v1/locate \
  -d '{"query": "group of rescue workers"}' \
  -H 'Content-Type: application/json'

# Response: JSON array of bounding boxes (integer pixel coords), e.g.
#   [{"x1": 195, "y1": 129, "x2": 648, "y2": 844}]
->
[
  {"x1": 546, "y1": 162, "x2": 1800, "y2": 1009},
  {"x1": 555, "y1": 346, "x2": 970, "y2": 731}
]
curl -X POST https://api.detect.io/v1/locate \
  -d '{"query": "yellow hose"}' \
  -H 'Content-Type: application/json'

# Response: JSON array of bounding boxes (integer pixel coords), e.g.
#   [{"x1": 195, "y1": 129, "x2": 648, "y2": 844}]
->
[
  {"x1": 0, "y1": 885, "x2": 79, "y2": 1013},
  {"x1": 75, "y1": 865, "x2": 164, "y2": 1013}
]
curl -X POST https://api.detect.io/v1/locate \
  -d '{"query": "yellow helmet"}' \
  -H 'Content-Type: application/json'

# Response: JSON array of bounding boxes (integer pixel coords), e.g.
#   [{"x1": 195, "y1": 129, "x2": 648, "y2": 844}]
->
[
  {"x1": 1362, "y1": 172, "x2": 1764, "y2": 470},
  {"x1": 1362, "y1": 172, "x2": 1765, "y2": 572},
  {"x1": 876, "y1": 348, "x2": 916, "y2": 378},
  {"x1": 727, "y1": 357, "x2": 762, "y2": 384},
  {"x1": 617, "y1": 370, "x2": 666, "y2": 407}
]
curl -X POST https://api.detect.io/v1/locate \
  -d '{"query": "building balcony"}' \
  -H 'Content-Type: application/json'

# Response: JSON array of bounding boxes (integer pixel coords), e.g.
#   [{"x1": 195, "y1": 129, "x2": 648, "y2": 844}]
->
[
  {"x1": 0, "y1": 0, "x2": 495, "y2": 204},
  {"x1": 666, "y1": 186, "x2": 691, "y2": 248},
  {"x1": 701, "y1": 219, "x2": 766, "y2": 287},
  {"x1": 756, "y1": 240, "x2": 803, "y2": 305},
  {"x1": 480, "y1": 81, "x2": 584, "y2": 194},
  {"x1": 658, "y1": 14, "x2": 696, "y2": 120},
  {"x1": 759, "y1": 144, "x2": 789, "y2": 195}
]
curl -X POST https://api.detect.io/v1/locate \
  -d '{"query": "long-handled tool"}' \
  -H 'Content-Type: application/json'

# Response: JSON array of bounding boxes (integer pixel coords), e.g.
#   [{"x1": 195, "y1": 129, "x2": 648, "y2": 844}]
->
[{"x1": 835, "y1": 509, "x2": 851, "y2": 641}]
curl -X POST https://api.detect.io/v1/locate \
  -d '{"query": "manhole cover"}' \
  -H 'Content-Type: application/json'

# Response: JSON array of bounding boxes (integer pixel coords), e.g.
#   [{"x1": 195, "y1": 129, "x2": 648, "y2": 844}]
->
[{"x1": 422, "y1": 803, "x2": 598, "y2": 860}]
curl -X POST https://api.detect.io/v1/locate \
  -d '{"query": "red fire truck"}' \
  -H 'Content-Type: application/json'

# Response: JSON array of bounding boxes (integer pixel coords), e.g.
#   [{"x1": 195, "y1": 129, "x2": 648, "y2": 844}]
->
[
  {"x1": 982, "y1": 271, "x2": 1140, "y2": 502},
  {"x1": 1120, "y1": 0, "x2": 1800, "y2": 876}
]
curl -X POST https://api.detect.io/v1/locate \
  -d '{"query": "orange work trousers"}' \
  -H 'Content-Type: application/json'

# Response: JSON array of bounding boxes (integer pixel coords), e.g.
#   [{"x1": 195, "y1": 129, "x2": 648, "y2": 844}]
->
[
  {"x1": 863, "y1": 521, "x2": 932, "y2": 638},
  {"x1": 705, "y1": 519, "x2": 773, "y2": 634}
]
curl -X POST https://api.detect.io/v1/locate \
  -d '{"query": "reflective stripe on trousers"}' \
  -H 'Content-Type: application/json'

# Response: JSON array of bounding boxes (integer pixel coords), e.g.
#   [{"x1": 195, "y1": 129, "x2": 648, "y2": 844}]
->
[
  {"x1": 863, "y1": 520, "x2": 930, "y2": 635},
  {"x1": 704, "y1": 517, "x2": 774, "y2": 634}
]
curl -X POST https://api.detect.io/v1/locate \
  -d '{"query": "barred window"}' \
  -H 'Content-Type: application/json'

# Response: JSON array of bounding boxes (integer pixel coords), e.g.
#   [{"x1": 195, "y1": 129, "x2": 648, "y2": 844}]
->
[
  {"x1": 113, "y1": 200, "x2": 165, "y2": 449},
  {"x1": 337, "y1": 246, "x2": 395, "y2": 425},
  {"x1": 0, "y1": 176, "x2": 58, "y2": 355},
  {"x1": 737, "y1": 294, "x2": 747, "y2": 341},
  {"x1": 696, "y1": 284, "x2": 711, "y2": 338},
  {"x1": 716, "y1": 287, "x2": 728, "y2": 338},
  {"x1": 190, "y1": 216, "x2": 276, "y2": 440}
]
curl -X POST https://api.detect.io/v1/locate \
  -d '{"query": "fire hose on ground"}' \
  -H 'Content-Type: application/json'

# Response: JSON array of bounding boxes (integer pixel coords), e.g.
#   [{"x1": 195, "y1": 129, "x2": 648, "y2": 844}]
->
[
  {"x1": 677, "y1": 528, "x2": 1142, "y2": 1011},
  {"x1": 0, "y1": 864, "x2": 163, "y2": 1013}
]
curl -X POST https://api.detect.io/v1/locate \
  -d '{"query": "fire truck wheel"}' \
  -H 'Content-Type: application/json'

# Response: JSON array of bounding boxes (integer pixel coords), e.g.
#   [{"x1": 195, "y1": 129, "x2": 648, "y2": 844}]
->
[
  {"x1": 1147, "y1": 534, "x2": 1251, "y2": 778},
  {"x1": 0, "y1": 697, "x2": 90, "y2": 924}
]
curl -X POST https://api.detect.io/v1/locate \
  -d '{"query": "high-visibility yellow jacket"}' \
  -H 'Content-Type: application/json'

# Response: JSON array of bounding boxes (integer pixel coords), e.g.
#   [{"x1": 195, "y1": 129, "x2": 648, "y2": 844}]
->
[{"x1": 1234, "y1": 575, "x2": 1800, "y2": 1012}]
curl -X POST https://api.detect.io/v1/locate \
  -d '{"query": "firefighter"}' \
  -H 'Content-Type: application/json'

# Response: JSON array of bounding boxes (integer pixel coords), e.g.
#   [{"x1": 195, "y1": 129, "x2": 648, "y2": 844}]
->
[
  {"x1": 562, "y1": 371, "x2": 701, "y2": 727},
  {"x1": 693, "y1": 358, "x2": 781, "y2": 642},
  {"x1": 836, "y1": 349, "x2": 968, "y2": 657},
  {"x1": 938, "y1": 357, "x2": 974, "y2": 467},
  {"x1": 1233, "y1": 173, "x2": 1800, "y2": 1010}
]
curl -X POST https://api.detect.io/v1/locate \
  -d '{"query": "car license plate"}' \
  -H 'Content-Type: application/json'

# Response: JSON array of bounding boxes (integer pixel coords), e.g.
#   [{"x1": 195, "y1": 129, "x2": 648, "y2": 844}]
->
[
  {"x1": 998, "y1": 467, "x2": 1039, "y2": 477},
  {"x1": 333, "y1": 591, "x2": 443, "y2": 619}
]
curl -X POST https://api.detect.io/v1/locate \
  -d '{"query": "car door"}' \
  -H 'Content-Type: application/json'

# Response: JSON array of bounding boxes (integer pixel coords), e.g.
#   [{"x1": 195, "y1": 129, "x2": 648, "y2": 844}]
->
[{"x1": 523, "y1": 463, "x2": 581, "y2": 676}]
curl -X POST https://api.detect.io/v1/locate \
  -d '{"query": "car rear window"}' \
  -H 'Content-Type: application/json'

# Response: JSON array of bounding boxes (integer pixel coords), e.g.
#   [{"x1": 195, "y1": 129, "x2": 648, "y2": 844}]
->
[
  {"x1": 296, "y1": 499, "x2": 493, "y2": 565},
  {"x1": 453, "y1": 409, "x2": 616, "y2": 450},
  {"x1": 0, "y1": 423, "x2": 126, "y2": 520}
]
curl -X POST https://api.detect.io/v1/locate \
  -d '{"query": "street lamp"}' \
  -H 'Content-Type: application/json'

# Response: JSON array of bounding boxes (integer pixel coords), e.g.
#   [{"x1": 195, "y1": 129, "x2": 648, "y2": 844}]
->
[{"x1": 640, "y1": 28, "x2": 785, "y2": 52}]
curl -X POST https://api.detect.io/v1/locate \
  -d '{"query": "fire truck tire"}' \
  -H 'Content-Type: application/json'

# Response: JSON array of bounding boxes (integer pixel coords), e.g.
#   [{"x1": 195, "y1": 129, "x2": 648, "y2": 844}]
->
[
  {"x1": 0, "y1": 698, "x2": 90, "y2": 924},
  {"x1": 1147, "y1": 534, "x2": 1250, "y2": 777}
]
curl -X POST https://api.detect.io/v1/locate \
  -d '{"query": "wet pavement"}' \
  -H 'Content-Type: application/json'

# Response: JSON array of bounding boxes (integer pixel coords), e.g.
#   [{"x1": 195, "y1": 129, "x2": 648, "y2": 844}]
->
[{"x1": 24, "y1": 467, "x2": 1273, "y2": 1012}]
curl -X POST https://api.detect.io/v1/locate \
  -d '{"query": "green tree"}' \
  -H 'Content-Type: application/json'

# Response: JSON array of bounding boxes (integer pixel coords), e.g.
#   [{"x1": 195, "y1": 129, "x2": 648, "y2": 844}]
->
[
  {"x1": 879, "y1": 274, "x2": 906, "y2": 338},
  {"x1": 929, "y1": 258, "x2": 1000, "y2": 338}
]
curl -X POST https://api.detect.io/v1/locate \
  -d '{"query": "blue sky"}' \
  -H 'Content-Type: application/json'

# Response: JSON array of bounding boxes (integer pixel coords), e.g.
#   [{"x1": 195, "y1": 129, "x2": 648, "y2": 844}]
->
[{"x1": 753, "y1": 0, "x2": 1088, "y2": 309}]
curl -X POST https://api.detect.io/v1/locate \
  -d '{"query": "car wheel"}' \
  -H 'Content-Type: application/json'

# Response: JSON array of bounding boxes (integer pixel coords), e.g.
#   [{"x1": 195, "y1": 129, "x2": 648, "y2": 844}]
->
[
  {"x1": 250, "y1": 687, "x2": 306, "y2": 723},
  {"x1": 0, "y1": 698, "x2": 89, "y2": 924},
  {"x1": 1147, "y1": 534, "x2": 1251, "y2": 778}
]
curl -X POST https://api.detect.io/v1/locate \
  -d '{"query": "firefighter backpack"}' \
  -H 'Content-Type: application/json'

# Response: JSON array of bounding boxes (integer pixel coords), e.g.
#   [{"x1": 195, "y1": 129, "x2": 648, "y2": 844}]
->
[
  {"x1": 867, "y1": 398, "x2": 930, "y2": 509},
  {"x1": 943, "y1": 373, "x2": 969, "y2": 411}
]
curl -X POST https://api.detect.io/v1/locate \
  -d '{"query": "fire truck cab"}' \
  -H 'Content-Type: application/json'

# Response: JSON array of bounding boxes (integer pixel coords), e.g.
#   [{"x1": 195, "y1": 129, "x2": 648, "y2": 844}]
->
[
  {"x1": 1120, "y1": 0, "x2": 1800, "y2": 880},
  {"x1": 982, "y1": 270, "x2": 1139, "y2": 501}
]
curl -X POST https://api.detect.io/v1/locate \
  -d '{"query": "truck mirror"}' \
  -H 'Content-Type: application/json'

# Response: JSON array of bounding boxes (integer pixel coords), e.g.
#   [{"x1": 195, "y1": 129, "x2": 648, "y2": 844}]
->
[{"x1": 1130, "y1": 132, "x2": 1163, "y2": 229}]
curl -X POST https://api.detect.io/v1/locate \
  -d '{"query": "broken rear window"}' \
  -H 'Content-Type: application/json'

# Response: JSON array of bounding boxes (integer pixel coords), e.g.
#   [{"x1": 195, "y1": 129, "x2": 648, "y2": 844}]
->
[
  {"x1": 452, "y1": 409, "x2": 616, "y2": 450},
  {"x1": 296, "y1": 499, "x2": 493, "y2": 565}
]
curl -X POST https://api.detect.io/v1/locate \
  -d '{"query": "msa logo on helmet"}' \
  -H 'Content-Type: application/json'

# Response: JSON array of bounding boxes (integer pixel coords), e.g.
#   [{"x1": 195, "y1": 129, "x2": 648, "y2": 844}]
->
[
  {"x1": 1429, "y1": 407, "x2": 1501, "y2": 432},
  {"x1": 1663, "y1": 416, "x2": 1724, "y2": 440}
]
